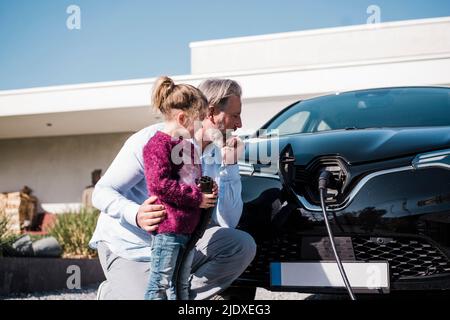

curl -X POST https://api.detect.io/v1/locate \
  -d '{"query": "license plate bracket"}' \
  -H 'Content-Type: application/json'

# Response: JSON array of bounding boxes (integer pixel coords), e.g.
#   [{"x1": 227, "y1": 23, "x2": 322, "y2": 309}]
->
[{"x1": 270, "y1": 261, "x2": 390, "y2": 294}]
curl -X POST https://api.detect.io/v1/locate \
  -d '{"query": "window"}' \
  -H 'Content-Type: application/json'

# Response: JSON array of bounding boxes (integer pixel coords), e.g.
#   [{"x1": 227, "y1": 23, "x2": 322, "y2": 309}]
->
[
  {"x1": 275, "y1": 111, "x2": 310, "y2": 136},
  {"x1": 265, "y1": 88, "x2": 450, "y2": 135},
  {"x1": 317, "y1": 120, "x2": 331, "y2": 132}
]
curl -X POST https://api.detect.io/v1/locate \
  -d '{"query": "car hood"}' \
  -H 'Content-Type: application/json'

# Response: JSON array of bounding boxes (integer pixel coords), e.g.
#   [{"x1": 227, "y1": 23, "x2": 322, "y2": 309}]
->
[{"x1": 263, "y1": 127, "x2": 450, "y2": 166}]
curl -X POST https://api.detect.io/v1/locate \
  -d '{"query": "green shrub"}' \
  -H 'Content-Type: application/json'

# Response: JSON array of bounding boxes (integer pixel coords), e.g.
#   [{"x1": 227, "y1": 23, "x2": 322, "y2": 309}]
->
[
  {"x1": 0, "y1": 210, "x2": 18, "y2": 257},
  {"x1": 48, "y1": 208, "x2": 100, "y2": 259},
  {"x1": 0, "y1": 211, "x2": 9, "y2": 256},
  {"x1": 0, "y1": 210, "x2": 8, "y2": 240}
]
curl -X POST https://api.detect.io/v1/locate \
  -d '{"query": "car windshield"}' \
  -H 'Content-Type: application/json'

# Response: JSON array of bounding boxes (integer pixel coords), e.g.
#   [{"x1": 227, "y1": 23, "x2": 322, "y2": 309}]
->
[{"x1": 265, "y1": 87, "x2": 450, "y2": 135}]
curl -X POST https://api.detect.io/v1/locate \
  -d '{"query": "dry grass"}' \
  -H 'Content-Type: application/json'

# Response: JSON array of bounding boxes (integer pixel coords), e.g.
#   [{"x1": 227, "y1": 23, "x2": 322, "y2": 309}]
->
[{"x1": 47, "y1": 208, "x2": 100, "y2": 259}]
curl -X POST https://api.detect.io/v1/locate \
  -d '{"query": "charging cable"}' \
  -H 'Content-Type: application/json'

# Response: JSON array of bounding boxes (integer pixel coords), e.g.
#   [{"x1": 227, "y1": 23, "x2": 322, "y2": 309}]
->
[{"x1": 318, "y1": 170, "x2": 356, "y2": 300}]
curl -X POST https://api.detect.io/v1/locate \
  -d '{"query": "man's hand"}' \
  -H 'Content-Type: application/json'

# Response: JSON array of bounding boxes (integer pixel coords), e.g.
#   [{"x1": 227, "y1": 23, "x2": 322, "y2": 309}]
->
[
  {"x1": 221, "y1": 136, "x2": 244, "y2": 165},
  {"x1": 136, "y1": 196, "x2": 166, "y2": 232}
]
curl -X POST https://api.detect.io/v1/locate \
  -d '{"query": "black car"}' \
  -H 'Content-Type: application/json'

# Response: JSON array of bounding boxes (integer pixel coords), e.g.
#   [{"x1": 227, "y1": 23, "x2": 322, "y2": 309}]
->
[{"x1": 230, "y1": 86, "x2": 450, "y2": 298}]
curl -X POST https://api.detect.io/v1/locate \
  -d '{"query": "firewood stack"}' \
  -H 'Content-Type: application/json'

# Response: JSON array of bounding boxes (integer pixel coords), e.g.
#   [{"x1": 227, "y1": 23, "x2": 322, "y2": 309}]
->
[{"x1": 0, "y1": 186, "x2": 38, "y2": 234}]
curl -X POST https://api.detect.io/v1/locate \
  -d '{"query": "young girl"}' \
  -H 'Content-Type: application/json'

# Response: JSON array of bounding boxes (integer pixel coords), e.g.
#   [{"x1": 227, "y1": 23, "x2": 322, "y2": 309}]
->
[{"x1": 143, "y1": 76, "x2": 217, "y2": 300}]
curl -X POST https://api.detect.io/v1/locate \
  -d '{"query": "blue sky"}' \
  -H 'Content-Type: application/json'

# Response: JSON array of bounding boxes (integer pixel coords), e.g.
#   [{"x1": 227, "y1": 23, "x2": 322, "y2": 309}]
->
[{"x1": 0, "y1": 0, "x2": 449, "y2": 90}]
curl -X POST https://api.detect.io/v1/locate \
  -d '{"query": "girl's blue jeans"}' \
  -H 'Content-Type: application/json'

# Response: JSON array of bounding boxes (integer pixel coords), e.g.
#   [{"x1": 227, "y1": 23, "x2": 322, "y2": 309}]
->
[{"x1": 144, "y1": 233, "x2": 193, "y2": 300}]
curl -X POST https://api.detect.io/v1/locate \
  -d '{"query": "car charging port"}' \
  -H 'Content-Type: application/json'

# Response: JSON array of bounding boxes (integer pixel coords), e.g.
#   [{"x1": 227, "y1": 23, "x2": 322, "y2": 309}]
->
[{"x1": 318, "y1": 170, "x2": 357, "y2": 301}]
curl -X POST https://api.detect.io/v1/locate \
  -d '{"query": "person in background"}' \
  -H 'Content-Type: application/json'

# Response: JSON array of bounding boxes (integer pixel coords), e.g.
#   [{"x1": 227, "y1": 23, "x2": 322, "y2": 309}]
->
[{"x1": 82, "y1": 169, "x2": 102, "y2": 209}]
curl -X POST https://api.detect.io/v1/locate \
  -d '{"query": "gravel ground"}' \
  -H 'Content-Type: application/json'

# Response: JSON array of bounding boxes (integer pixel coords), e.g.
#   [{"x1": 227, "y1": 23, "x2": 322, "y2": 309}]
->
[
  {"x1": 255, "y1": 288, "x2": 313, "y2": 300},
  {"x1": 2, "y1": 286, "x2": 314, "y2": 300},
  {"x1": 3, "y1": 287, "x2": 446, "y2": 300},
  {"x1": 1, "y1": 285, "x2": 99, "y2": 300}
]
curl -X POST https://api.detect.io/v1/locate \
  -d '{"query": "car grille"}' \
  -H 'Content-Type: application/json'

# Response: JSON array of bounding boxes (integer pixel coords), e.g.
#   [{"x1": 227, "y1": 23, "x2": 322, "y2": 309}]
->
[
  {"x1": 241, "y1": 235, "x2": 303, "y2": 283},
  {"x1": 353, "y1": 237, "x2": 450, "y2": 280},
  {"x1": 240, "y1": 235, "x2": 450, "y2": 283}
]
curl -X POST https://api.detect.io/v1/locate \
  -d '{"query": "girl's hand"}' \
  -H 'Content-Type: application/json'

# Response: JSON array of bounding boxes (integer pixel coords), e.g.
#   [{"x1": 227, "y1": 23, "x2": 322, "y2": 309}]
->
[{"x1": 199, "y1": 192, "x2": 217, "y2": 209}]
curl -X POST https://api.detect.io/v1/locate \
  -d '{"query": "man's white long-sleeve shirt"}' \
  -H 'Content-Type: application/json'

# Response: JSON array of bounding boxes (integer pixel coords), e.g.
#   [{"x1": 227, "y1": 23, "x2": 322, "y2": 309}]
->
[{"x1": 89, "y1": 123, "x2": 243, "y2": 262}]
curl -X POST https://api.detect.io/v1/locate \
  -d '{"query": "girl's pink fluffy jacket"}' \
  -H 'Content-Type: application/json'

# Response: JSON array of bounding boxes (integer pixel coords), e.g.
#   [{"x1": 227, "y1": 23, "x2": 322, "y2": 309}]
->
[{"x1": 143, "y1": 131, "x2": 202, "y2": 234}]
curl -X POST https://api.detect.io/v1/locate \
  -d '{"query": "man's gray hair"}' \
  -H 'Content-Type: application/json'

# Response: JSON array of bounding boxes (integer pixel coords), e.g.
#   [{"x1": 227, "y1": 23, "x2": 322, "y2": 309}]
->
[{"x1": 198, "y1": 79, "x2": 242, "y2": 111}]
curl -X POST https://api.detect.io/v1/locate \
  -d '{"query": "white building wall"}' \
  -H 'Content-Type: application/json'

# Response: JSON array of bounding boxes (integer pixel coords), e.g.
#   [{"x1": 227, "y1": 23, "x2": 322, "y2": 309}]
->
[
  {"x1": 190, "y1": 17, "x2": 450, "y2": 74},
  {"x1": 0, "y1": 133, "x2": 132, "y2": 211}
]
